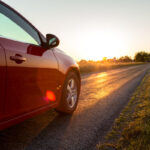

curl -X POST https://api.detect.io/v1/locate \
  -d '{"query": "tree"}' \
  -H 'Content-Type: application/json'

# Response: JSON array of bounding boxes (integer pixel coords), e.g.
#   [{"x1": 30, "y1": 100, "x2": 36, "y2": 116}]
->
[
  {"x1": 102, "y1": 57, "x2": 107, "y2": 61},
  {"x1": 118, "y1": 56, "x2": 132, "y2": 62},
  {"x1": 134, "y1": 51, "x2": 150, "y2": 62}
]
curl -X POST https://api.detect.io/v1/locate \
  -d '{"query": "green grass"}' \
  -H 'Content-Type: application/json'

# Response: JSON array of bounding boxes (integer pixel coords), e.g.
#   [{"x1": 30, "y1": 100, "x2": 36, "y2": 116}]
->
[
  {"x1": 96, "y1": 70, "x2": 150, "y2": 150},
  {"x1": 78, "y1": 61, "x2": 145, "y2": 74}
]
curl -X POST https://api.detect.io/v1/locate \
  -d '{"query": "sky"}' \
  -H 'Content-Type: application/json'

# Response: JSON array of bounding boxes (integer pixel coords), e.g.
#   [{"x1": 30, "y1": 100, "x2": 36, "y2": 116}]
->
[{"x1": 3, "y1": 0, "x2": 150, "y2": 61}]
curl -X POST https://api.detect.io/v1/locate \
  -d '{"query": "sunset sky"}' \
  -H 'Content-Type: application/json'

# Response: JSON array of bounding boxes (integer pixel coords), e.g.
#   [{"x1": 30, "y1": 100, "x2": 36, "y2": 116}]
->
[{"x1": 3, "y1": 0, "x2": 150, "y2": 61}]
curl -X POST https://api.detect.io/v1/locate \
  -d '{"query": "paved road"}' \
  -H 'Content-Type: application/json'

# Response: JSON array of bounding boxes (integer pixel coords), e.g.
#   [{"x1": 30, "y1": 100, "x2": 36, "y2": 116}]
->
[{"x1": 0, "y1": 64, "x2": 150, "y2": 150}]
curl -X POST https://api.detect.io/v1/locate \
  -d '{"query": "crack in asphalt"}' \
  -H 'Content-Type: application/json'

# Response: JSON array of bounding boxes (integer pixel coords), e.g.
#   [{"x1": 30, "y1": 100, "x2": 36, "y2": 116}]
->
[{"x1": 0, "y1": 64, "x2": 150, "y2": 150}]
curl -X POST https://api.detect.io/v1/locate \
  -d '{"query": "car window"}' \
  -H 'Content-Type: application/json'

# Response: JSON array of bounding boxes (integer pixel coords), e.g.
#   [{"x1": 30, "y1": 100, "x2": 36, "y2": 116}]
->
[{"x1": 0, "y1": 3, "x2": 41, "y2": 45}]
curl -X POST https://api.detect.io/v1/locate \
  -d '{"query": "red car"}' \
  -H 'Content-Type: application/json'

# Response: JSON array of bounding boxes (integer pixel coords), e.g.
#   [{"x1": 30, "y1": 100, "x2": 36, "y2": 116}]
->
[{"x1": 0, "y1": 1, "x2": 81, "y2": 130}]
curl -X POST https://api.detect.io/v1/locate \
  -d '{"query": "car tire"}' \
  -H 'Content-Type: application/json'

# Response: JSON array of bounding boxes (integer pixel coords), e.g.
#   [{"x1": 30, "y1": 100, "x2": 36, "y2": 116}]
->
[{"x1": 55, "y1": 71, "x2": 80, "y2": 114}]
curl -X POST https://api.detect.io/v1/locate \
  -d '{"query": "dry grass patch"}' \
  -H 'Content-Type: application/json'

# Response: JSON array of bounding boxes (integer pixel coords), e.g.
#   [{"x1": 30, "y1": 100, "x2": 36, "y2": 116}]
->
[{"x1": 78, "y1": 61, "x2": 144, "y2": 74}]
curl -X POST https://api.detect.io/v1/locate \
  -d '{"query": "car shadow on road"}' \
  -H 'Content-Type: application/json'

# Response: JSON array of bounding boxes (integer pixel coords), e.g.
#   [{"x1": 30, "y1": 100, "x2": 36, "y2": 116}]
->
[{"x1": 0, "y1": 109, "x2": 72, "y2": 150}]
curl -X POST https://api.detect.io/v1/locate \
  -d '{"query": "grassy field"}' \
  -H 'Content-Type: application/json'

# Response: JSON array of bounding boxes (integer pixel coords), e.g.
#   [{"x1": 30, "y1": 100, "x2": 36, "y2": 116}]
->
[
  {"x1": 78, "y1": 61, "x2": 145, "y2": 74},
  {"x1": 96, "y1": 70, "x2": 150, "y2": 150}
]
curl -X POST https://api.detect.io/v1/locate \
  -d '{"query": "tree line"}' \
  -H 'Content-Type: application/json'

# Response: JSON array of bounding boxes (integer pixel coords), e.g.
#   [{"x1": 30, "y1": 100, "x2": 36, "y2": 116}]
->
[{"x1": 78, "y1": 51, "x2": 150, "y2": 64}]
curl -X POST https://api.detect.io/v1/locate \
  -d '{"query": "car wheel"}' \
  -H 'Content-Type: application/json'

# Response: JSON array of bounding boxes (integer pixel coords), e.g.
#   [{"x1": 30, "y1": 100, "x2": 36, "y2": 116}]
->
[{"x1": 56, "y1": 71, "x2": 80, "y2": 114}]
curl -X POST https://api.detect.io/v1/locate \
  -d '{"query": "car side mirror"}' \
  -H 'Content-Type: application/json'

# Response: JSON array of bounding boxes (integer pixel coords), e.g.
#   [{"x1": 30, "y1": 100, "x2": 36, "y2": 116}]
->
[{"x1": 46, "y1": 34, "x2": 60, "y2": 49}]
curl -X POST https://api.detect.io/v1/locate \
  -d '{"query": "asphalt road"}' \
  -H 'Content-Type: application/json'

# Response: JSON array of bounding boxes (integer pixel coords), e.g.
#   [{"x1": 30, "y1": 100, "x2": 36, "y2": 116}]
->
[{"x1": 0, "y1": 64, "x2": 150, "y2": 150}]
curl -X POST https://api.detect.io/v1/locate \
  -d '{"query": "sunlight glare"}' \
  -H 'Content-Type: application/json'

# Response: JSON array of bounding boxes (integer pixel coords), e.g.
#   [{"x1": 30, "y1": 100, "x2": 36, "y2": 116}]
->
[{"x1": 78, "y1": 29, "x2": 125, "y2": 60}]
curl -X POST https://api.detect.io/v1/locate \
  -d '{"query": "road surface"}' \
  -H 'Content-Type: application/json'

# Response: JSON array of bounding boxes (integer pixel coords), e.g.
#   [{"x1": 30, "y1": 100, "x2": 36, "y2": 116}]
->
[{"x1": 0, "y1": 64, "x2": 150, "y2": 150}]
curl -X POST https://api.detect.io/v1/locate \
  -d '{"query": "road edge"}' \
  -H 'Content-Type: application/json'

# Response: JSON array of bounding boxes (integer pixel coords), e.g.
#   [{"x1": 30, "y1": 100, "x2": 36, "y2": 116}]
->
[{"x1": 96, "y1": 69, "x2": 150, "y2": 150}]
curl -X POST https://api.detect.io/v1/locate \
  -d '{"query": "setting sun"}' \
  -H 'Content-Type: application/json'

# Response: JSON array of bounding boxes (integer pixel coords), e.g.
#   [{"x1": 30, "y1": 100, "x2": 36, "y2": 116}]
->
[{"x1": 77, "y1": 29, "x2": 125, "y2": 60}]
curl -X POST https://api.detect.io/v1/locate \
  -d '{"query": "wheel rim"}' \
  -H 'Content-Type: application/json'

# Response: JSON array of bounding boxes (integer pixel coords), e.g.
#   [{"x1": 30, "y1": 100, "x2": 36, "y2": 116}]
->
[{"x1": 66, "y1": 78, "x2": 78, "y2": 108}]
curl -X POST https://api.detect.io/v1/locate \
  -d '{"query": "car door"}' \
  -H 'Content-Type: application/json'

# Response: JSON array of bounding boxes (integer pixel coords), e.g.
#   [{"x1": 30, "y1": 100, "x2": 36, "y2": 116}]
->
[
  {"x1": 0, "y1": 44, "x2": 6, "y2": 121},
  {"x1": 0, "y1": 3, "x2": 59, "y2": 119}
]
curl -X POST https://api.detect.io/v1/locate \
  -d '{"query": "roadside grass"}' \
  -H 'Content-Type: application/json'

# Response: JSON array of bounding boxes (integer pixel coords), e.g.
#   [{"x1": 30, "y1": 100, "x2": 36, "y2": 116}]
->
[
  {"x1": 78, "y1": 62, "x2": 145, "y2": 74},
  {"x1": 96, "y1": 70, "x2": 150, "y2": 150}
]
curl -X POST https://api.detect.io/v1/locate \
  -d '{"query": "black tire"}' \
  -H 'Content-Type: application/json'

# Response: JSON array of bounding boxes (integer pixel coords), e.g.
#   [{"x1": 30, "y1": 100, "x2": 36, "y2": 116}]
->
[{"x1": 55, "y1": 71, "x2": 80, "y2": 114}]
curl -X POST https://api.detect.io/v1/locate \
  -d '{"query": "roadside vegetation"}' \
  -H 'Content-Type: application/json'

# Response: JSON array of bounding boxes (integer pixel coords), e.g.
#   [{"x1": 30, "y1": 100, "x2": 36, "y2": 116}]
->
[
  {"x1": 78, "y1": 52, "x2": 150, "y2": 74},
  {"x1": 78, "y1": 60, "x2": 143, "y2": 74},
  {"x1": 96, "y1": 70, "x2": 150, "y2": 150}
]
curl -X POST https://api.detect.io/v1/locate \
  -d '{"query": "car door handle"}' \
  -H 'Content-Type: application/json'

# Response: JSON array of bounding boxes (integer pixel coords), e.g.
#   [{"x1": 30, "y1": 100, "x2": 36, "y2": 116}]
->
[{"x1": 10, "y1": 54, "x2": 26, "y2": 63}]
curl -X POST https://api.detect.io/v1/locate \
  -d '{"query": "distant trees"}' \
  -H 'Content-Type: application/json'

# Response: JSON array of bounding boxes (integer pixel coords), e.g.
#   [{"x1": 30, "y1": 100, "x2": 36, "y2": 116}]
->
[
  {"x1": 118, "y1": 56, "x2": 132, "y2": 62},
  {"x1": 78, "y1": 51, "x2": 150, "y2": 64},
  {"x1": 101, "y1": 56, "x2": 132, "y2": 63},
  {"x1": 134, "y1": 51, "x2": 150, "y2": 62},
  {"x1": 78, "y1": 56, "x2": 133, "y2": 64}
]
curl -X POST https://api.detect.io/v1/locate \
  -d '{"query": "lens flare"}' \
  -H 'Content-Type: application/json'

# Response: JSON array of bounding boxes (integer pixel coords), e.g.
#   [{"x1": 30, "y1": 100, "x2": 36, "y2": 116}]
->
[{"x1": 45, "y1": 90, "x2": 56, "y2": 101}]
